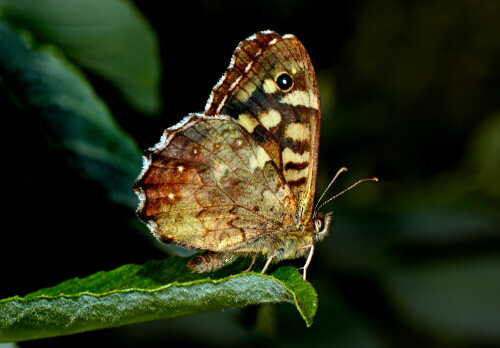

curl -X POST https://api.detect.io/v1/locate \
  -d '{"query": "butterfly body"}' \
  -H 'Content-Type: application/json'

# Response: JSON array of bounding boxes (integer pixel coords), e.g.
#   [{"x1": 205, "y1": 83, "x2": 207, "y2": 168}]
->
[{"x1": 135, "y1": 31, "x2": 330, "y2": 278}]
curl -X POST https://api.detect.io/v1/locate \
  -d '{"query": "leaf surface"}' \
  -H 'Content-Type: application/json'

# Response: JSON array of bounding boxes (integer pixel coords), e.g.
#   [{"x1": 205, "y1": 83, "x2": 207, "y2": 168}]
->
[{"x1": 0, "y1": 258, "x2": 318, "y2": 342}]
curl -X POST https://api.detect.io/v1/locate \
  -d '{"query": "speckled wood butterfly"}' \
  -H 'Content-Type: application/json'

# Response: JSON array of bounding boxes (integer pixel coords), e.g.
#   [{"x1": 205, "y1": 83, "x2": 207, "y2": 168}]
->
[{"x1": 134, "y1": 31, "x2": 373, "y2": 279}]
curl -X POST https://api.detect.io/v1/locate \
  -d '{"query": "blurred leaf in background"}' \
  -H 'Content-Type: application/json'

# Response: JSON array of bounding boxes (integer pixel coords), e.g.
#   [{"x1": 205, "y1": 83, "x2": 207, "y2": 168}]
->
[
  {"x1": 0, "y1": 0, "x2": 161, "y2": 115},
  {"x1": 0, "y1": 20, "x2": 142, "y2": 208}
]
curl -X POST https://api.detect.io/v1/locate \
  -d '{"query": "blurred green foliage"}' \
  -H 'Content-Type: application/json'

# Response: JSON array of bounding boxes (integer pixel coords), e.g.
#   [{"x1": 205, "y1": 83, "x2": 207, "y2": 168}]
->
[
  {"x1": 0, "y1": 0, "x2": 161, "y2": 115},
  {"x1": 1, "y1": 0, "x2": 499, "y2": 347}
]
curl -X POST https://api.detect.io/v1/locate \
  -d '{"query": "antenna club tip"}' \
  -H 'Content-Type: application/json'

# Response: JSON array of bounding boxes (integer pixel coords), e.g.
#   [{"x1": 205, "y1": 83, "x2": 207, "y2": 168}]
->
[{"x1": 372, "y1": 177, "x2": 379, "y2": 182}]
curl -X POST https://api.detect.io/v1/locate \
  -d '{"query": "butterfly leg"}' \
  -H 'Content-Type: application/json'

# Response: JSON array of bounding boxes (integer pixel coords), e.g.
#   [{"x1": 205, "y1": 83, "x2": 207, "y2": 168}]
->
[
  {"x1": 261, "y1": 252, "x2": 278, "y2": 274},
  {"x1": 242, "y1": 255, "x2": 257, "y2": 273},
  {"x1": 300, "y1": 244, "x2": 315, "y2": 280}
]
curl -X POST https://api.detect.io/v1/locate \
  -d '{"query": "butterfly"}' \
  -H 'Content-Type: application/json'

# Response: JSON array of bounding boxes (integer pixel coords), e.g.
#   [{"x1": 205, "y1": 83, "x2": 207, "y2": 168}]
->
[{"x1": 135, "y1": 30, "x2": 349, "y2": 279}]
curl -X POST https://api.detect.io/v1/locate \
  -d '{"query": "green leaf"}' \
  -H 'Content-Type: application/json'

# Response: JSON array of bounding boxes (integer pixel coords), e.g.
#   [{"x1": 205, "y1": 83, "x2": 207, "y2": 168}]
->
[
  {"x1": 0, "y1": 0, "x2": 161, "y2": 115},
  {"x1": 0, "y1": 20, "x2": 142, "y2": 208},
  {"x1": 0, "y1": 258, "x2": 318, "y2": 342}
]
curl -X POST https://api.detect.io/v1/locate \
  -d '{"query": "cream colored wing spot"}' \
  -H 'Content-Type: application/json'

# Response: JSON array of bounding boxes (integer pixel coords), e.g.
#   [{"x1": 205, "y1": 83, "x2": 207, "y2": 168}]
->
[
  {"x1": 259, "y1": 109, "x2": 282, "y2": 130},
  {"x1": 228, "y1": 75, "x2": 243, "y2": 92},
  {"x1": 249, "y1": 145, "x2": 272, "y2": 172},
  {"x1": 284, "y1": 167, "x2": 309, "y2": 181},
  {"x1": 280, "y1": 90, "x2": 319, "y2": 109},
  {"x1": 234, "y1": 138, "x2": 244, "y2": 148},
  {"x1": 284, "y1": 122, "x2": 310, "y2": 141},
  {"x1": 282, "y1": 148, "x2": 310, "y2": 164},
  {"x1": 238, "y1": 113, "x2": 260, "y2": 133},
  {"x1": 244, "y1": 60, "x2": 254, "y2": 73},
  {"x1": 263, "y1": 79, "x2": 278, "y2": 94}
]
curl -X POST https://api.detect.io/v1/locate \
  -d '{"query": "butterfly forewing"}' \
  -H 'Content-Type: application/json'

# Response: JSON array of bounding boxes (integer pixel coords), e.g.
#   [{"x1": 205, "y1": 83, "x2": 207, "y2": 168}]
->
[{"x1": 205, "y1": 31, "x2": 321, "y2": 222}]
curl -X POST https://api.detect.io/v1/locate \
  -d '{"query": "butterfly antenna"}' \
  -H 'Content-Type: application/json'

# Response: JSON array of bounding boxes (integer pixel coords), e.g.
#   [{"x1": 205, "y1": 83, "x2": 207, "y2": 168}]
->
[
  {"x1": 314, "y1": 167, "x2": 348, "y2": 214},
  {"x1": 315, "y1": 176, "x2": 379, "y2": 213}
]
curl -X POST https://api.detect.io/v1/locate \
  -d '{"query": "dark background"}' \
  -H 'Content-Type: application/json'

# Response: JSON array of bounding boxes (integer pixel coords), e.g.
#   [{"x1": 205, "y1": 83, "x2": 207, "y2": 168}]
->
[{"x1": 3, "y1": 0, "x2": 500, "y2": 347}]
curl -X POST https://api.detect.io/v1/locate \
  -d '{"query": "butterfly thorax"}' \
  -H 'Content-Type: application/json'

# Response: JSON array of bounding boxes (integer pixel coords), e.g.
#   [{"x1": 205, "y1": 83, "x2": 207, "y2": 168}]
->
[{"x1": 271, "y1": 210, "x2": 332, "y2": 262}]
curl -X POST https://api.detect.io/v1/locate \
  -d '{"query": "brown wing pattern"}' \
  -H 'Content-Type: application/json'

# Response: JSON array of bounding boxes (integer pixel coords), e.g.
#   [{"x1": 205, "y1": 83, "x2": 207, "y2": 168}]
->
[
  {"x1": 134, "y1": 114, "x2": 296, "y2": 252},
  {"x1": 205, "y1": 31, "x2": 321, "y2": 222}
]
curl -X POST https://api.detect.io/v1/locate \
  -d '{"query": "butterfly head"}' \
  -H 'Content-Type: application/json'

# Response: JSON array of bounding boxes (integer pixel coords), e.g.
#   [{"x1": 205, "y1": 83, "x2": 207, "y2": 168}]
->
[{"x1": 312, "y1": 211, "x2": 333, "y2": 243}]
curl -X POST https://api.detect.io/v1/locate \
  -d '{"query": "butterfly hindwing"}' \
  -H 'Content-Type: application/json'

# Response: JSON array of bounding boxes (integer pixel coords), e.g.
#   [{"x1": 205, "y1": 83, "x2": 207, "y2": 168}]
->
[
  {"x1": 205, "y1": 31, "x2": 321, "y2": 222},
  {"x1": 135, "y1": 114, "x2": 297, "y2": 253}
]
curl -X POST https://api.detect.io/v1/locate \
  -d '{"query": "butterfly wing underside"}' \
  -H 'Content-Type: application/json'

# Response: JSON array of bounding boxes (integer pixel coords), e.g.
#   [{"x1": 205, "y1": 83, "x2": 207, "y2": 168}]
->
[
  {"x1": 205, "y1": 30, "x2": 321, "y2": 222},
  {"x1": 135, "y1": 31, "x2": 323, "y2": 273},
  {"x1": 135, "y1": 114, "x2": 296, "y2": 254}
]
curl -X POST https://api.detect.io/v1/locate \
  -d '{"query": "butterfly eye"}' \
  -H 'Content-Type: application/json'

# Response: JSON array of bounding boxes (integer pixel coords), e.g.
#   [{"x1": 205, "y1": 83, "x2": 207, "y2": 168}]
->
[
  {"x1": 275, "y1": 72, "x2": 294, "y2": 92},
  {"x1": 314, "y1": 217, "x2": 324, "y2": 232}
]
